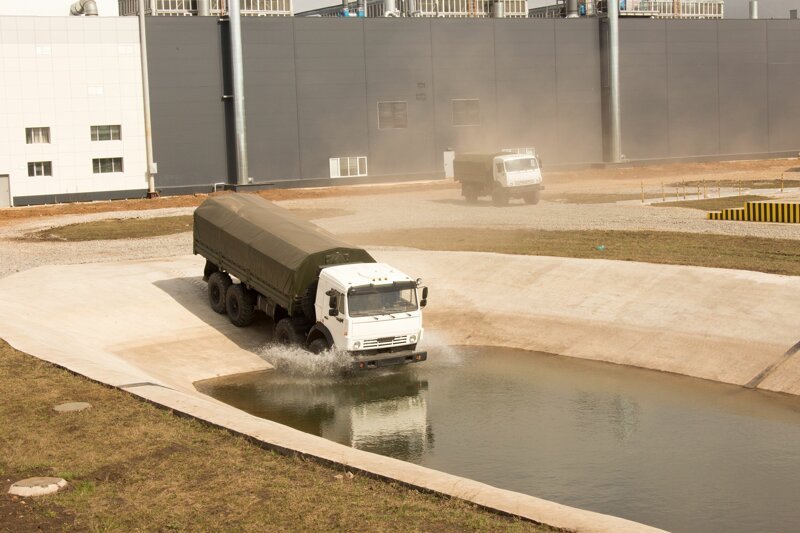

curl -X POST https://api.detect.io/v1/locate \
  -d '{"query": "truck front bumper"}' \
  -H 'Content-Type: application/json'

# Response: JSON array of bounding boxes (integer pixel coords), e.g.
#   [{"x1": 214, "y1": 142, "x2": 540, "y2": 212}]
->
[
  {"x1": 351, "y1": 350, "x2": 428, "y2": 370},
  {"x1": 506, "y1": 183, "x2": 544, "y2": 197}
]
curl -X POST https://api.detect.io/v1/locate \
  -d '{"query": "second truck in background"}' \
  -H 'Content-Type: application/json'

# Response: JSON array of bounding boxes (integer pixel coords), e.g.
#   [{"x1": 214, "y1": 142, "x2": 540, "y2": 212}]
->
[{"x1": 455, "y1": 152, "x2": 544, "y2": 206}]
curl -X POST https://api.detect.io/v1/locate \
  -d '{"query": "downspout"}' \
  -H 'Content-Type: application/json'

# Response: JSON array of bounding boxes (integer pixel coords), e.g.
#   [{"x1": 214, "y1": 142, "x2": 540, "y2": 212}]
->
[
  {"x1": 69, "y1": 0, "x2": 98, "y2": 16},
  {"x1": 138, "y1": 0, "x2": 158, "y2": 197},
  {"x1": 198, "y1": 0, "x2": 211, "y2": 16},
  {"x1": 607, "y1": 0, "x2": 622, "y2": 163},
  {"x1": 229, "y1": 0, "x2": 250, "y2": 185}
]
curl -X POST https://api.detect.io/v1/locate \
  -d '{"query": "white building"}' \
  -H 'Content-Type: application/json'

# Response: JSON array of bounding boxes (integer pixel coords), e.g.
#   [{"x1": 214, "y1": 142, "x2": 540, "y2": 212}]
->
[{"x1": 0, "y1": 16, "x2": 147, "y2": 206}]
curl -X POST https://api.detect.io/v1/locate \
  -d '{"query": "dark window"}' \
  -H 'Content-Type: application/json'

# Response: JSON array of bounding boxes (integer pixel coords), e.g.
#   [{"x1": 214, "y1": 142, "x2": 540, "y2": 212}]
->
[
  {"x1": 92, "y1": 157, "x2": 124, "y2": 174},
  {"x1": 378, "y1": 101, "x2": 408, "y2": 129},
  {"x1": 452, "y1": 99, "x2": 480, "y2": 126},
  {"x1": 91, "y1": 125, "x2": 122, "y2": 141},
  {"x1": 25, "y1": 127, "x2": 50, "y2": 144},
  {"x1": 27, "y1": 161, "x2": 52, "y2": 176}
]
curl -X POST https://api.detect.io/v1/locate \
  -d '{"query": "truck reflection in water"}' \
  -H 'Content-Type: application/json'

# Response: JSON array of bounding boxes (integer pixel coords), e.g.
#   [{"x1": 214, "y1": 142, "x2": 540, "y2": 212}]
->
[{"x1": 198, "y1": 370, "x2": 433, "y2": 461}]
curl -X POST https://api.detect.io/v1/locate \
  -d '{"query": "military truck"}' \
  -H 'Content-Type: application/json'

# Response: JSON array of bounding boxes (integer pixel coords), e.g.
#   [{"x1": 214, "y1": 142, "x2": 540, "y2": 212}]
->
[
  {"x1": 193, "y1": 194, "x2": 428, "y2": 370},
  {"x1": 455, "y1": 152, "x2": 544, "y2": 206}
]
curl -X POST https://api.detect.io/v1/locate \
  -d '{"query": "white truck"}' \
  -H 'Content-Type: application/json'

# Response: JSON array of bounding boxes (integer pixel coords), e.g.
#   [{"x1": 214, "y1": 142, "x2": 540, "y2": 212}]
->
[
  {"x1": 455, "y1": 152, "x2": 544, "y2": 206},
  {"x1": 193, "y1": 194, "x2": 428, "y2": 370}
]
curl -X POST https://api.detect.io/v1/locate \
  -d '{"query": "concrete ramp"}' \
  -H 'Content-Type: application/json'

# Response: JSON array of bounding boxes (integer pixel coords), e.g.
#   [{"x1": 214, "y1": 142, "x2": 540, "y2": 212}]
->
[
  {"x1": 374, "y1": 251, "x2": 800, "y2": 396},
  {"x1": 0, "y1": 255, "x2": 660, "y2": 533}
]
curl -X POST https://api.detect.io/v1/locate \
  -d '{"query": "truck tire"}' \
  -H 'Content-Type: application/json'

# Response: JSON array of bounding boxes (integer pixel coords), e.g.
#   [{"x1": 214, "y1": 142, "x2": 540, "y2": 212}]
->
[
  {"x1": 275, "y1": 318, "x2": 303, "y2": 345},
  {"x1": 207, "y1": 271, "x2": 232, "y2": 314},
  {"x1": 309, "y1": 337, "x2": 330, "y2": 354},
  {"x1": 492, "y1": 187, "x2": 509, "y2": 207},
  {"x1": 225, "y1": 284, "x2": 256, "y2": 327},
  {"x1": 462, "y1": 183, "x2": 478, "y2": 204},
  {"x1": 523, "y1": 191, "x2": 541, "y2": 205}
]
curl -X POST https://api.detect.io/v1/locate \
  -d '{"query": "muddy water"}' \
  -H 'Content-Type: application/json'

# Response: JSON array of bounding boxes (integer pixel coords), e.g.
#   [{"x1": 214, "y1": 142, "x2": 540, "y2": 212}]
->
[{"x1": 197, "y1": 347, "x2": 800, "y2": 532}]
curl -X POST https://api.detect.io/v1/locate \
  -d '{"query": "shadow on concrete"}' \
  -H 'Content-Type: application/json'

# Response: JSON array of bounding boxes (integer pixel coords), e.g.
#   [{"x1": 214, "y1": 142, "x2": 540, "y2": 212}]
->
[{"x1": 152, "y1": 276, "x2": 274, "y2": 354}]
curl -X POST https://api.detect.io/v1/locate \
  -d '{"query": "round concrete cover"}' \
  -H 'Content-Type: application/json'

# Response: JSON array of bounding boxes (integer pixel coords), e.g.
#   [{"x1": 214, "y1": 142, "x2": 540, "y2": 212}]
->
[
  {"x1": 53, "y1": 402, "x2": 92, "y2": 413},
  {"x1": 8, "y1": 477, "x2": 67, "y2": 497}
]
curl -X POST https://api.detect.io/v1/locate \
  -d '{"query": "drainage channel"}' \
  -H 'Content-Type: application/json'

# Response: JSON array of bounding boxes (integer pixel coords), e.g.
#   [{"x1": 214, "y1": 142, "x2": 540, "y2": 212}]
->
[{"x1": 196, "y1": 346, "x2": 800, "y2": 532}]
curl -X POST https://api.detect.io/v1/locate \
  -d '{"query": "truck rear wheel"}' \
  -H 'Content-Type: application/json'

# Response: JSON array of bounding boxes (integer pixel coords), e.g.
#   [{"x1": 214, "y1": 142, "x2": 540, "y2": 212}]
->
[
  {"x1": 523, "y1": 191, "x2": 541, "y2": 205},
  {"x1": 462, "y1": 183, "x2": 478, "y2": 204},
  {"x1": 208, "y1": 272, "x2": 232, "y2": 314},
  {"x1": 275, "y1": 318, "x2": 303, "y2": 345},
  {"x1": 225, "y1": 284, "x2": 256, "y2": 327},
  {"x1": 309, "y1": 337, "x2": 330, "y2": 354},
  {"x1": 492, "y1": 187, "x2": 509, "y2": 207}
]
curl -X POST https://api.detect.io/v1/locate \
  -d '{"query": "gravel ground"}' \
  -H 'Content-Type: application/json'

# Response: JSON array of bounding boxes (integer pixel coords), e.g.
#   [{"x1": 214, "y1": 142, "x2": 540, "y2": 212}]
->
[{"x1": 1, "y1": 185, "x2": 798, "y2": 280}]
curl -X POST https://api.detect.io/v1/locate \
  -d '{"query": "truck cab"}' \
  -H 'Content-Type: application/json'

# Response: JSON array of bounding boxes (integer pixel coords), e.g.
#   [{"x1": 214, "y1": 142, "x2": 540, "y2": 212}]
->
[{"x1": 313, "y1": 263, "x2": 427, "y2": 369}]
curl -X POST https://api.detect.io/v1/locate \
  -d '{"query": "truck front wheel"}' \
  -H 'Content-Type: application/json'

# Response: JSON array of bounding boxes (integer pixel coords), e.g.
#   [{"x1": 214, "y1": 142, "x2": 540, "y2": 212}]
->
[
  {"x1": 308, "y1": 337, "x2": 330, "y2": 354},
  {"x1": 208, "y1": 272, "x2": 232, "y2": 314},
  {"x1": 225, "y1": 284, "x2": 256, "y2": 327},
  {"x1": 275, "y1": 318, "x2": 303, "y2": 345},
  {"x1": 523, "y1": 191, "x2": 541, "y2": 205}
]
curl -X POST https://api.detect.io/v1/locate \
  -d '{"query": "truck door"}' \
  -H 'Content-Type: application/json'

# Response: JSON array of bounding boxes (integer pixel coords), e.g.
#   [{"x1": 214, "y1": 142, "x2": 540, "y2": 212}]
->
[{"x1": 322, "y1": 289, "x2": 347, "y2": 346}]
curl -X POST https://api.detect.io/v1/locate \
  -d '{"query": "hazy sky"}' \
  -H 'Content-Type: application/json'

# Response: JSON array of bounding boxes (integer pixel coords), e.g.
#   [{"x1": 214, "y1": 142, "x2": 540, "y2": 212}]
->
[{"x1": 0, "y1": 0, "x2": 797, "y2": 18}]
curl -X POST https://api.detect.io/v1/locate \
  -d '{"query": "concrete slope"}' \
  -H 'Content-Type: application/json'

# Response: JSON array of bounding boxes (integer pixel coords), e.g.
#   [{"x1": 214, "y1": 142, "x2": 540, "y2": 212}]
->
[
  {"x1": 0, "y1": 255, "x2": 659, "y2": 533},
  {"x1": 373, "y1": 250, "x2": 800, "y2": 396}
]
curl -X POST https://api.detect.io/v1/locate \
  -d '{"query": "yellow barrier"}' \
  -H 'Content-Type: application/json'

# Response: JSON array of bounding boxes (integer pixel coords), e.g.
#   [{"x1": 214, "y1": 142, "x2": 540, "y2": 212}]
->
[{"x1": 708, "y1": 202, "x2": 800, "y2": 223}]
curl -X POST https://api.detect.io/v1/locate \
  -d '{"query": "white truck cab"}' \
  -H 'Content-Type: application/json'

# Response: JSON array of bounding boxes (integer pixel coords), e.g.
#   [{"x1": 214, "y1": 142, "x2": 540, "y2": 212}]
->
[
  {"x1": 314, "y1": 263, "x2": 427, "y2": 369},
  {"x1": 494, "y1": 154, "x2": 543, "y2": 189}
]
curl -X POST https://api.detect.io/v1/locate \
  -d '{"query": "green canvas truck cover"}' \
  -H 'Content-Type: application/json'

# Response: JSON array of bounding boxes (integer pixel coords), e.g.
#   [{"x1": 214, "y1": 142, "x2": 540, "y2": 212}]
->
[
  {"x1": 453, "y1": 153, "x2": 497, "y2": 184},
  {"x1": 194, "y1": 194, "x2": 375, "y2": 314}
]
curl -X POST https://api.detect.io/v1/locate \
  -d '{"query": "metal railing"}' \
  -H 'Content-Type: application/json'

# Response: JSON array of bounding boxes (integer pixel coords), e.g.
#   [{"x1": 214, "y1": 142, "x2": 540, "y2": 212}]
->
[
  {"x1": 529, "y1": 0, "x2": 724, "y2": 19},
  {"x1": 303, "y1": 0, "x2": 527, "y2": 17},
  {"x1": 118, "y1": 0, "x2": 292, "y2": 16}
]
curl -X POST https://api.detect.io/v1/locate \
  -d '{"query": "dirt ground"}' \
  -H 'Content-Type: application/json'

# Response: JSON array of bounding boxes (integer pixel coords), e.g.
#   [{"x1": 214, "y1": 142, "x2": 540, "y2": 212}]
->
[{"x1": 2, "y1": 158, "x2": 797, "y2": 226}]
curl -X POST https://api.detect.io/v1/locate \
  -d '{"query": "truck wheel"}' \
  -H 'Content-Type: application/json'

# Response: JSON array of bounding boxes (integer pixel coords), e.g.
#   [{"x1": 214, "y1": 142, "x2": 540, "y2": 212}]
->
[
  {"x1": 492, "y1": 188, "x2": 509, "y2": 207},
  {"x1": 275, "y1": 318, "x2": 303, "y2": 345},
  {"x1": 309, "y1": 337, "x2": 330, "y2": 354},
  {"x1": 208, "y1": 272, "x2": 232, "y2": 314},
  {"x1": 523, "y1": 191, "x2": 541, "y2": 205},
  {"x1": 225, "y1": 284, "x2": 256, "y2": 327},
  {"x1": 462, "y1": 184, "x2": 478, "y2": 204}
]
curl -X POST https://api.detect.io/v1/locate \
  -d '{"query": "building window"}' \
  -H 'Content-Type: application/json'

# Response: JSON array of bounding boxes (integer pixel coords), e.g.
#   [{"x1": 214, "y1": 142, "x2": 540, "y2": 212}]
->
[
  {"x1": 378, "y1": 101, "x2": 408, "y2": 129},
  {"x1": 28, "y1": 161, "x2": 52, "y2": 177},
  {"x1": 93, "y1": 157, "x2": 124, "y2": 174},
  {"x1": 91, "y1": 125, "x2": 122, "y2": 141},
  {"x1": 452, "y1": 99, "x2": 480, "y2": 127},
  {"x1": 329, "y1": 157, "x2": 367, "y2": 178},
  {"x1": 25, "y1": 127, "x2": 51, "y2": 144}
]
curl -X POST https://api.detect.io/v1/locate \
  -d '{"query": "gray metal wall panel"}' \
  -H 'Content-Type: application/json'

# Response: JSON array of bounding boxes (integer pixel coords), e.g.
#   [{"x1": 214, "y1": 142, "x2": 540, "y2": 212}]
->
[
  {"x1": 619, "y1": 20, "x2": 669, "y2": 160},
  {"x1": 147, "y1": 18, "x2": 228, "y2": 188},
  {"x1": 666, "y1": 21, "x2": 720, "y2": 158},
  {"x1": 364, "y1": 19, "x2": 436, "y2": 176},
  {"x1": 554, "y1": 19, "x2": 603, "y2": 164},
  {"x1": 494, "y1": 20, "x2": 559, "y2": 162},
  {"x1": 718, "y1": 21, "x2": 769, "y2": 155},
  {"x1": 242, "y1": 18, "x2": 301, "y2": 182},
  {"x1": 294, "y1": 19, "x2": 369, "y2": 179},
  {"x1": 767, "y1": 20, "x2": 800, "y2": 152},
  {"x1": 431, "y1": 20, "x2": 498, "y2": 157}
]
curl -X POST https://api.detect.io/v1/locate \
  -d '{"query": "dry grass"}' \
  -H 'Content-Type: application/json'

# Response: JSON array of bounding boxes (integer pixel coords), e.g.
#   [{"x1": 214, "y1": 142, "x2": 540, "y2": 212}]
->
[
  {"x1": 347, "y1": 228, "x2": 800, "y2": 277},
  {"x1": 544, "y1": 192, "x2": 665, "y2": 204},
  {"x1": 652, "y1": 195, "x2": 771, "y2": 211},
  {"x1": 671, "y1": 178, "x2": 800, "y2": 189},
  {"x1": 0, "y1": 340, "x2": 549, "y2": 532}
]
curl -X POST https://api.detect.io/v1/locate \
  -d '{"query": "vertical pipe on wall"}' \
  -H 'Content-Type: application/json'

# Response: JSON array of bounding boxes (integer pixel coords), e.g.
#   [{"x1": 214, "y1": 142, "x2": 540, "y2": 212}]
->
[
  {"x1": 198, "y1": 0, "x2": 211, "y2": 16},
  {"x1": 492, "y1": 0, "x2": 505, "y2": 18},
  {"x1": 607, "y1": 0, "x2": 622, "y2": 163},
  {"x1": 138, "y1": 0, "x2": 157, "y2": 197},
  {"x1": 229, "y1": 0, "x2": 250, "y2": 185},
  {"x1": 566, "y1": 0, "x2": 579, "y2": 18},
  {"x1": 749, "y1": 1, "x2": 758, "y2": 19}
]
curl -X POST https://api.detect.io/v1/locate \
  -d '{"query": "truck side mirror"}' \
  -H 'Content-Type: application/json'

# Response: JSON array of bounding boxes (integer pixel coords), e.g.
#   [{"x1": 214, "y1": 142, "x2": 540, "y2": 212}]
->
[
  {"x1": 329, "y1": 308, "x2": 339, "y2": 317},
  {"x1": 420, "y1": 286, "x2": 428, "y2": 308},
  {"x1": 328, "y1": 294, "x2": 338, "y2": 313}
]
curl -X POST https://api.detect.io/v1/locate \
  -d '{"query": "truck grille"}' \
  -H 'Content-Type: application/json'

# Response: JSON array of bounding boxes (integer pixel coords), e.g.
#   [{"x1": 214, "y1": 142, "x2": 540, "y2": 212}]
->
[{"x1": 362, "y1": 336, "x2": 408, "y2": 349}]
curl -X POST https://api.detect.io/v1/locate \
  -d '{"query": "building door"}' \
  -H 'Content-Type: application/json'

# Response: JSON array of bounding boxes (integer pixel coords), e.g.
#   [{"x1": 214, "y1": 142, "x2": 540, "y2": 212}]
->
[{"x1": 0, "y1": 175, "x2": 10, "y2": 208}]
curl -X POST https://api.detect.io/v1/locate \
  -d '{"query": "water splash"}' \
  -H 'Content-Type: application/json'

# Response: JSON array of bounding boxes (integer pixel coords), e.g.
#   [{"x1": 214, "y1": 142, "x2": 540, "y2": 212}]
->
[
  {"x1": 419, "y1": 330, "x2": 463, "y2": 366},
  {"x1": 258, "y1": 343, "x2": 354, "y2": 376}
]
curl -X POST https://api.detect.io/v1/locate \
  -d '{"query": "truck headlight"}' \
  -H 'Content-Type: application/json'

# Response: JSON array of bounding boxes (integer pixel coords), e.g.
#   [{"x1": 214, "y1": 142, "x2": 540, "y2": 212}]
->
[
  {"x1": 409, "y1": 335, "x2": 417, "y2": 343},
  {"x1": 353, "y1": 341, "x2": 361, "y2": 350}
]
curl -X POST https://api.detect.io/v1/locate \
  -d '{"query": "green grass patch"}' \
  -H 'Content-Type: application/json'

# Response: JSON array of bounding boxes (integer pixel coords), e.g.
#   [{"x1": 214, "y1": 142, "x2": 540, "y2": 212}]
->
[
  {"x1": 0, "y1": 340, "x2": 548, "y2": 532},
  {"x1": 348, "y1": 228, "x2": 800, "y2": 277},
  {"x1": 652, "y1": 195, "x2": 770, "y2": 211}
]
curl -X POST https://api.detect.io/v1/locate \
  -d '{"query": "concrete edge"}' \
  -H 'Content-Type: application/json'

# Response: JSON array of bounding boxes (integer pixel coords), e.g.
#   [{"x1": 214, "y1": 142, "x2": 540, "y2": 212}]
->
[{"x1": 0, "y1": 335, "x2": 662, "y2": 533}]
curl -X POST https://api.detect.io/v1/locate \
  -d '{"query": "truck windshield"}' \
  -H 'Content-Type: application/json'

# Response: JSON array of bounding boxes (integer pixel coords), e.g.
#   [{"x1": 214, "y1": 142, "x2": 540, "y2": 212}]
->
[
  {"x1": 504, "y1": 158, "x2": 538, "y2": 172},
  {"x1": 348, "y1": 287, "x2": 418, "y2": 317}
]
